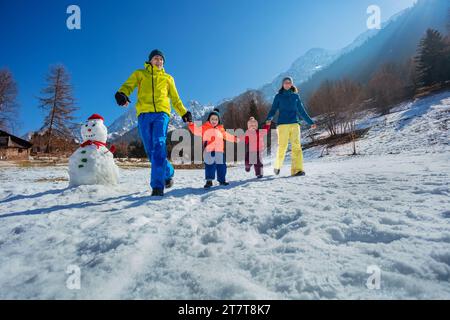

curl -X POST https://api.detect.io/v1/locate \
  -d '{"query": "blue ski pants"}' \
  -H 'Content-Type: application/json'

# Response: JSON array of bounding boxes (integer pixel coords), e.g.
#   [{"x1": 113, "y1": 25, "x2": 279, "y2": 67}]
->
[
  {"x1": 138, "y1": 112, "x2": 174, "y2": 190},
  {"x1": 204, "y1": 151, "x2": 227, "y2": 183}
]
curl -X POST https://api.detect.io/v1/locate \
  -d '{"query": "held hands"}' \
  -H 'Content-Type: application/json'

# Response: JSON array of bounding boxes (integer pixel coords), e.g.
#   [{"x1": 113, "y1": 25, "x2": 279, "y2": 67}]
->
[
  {"x1": 115, "y1": 92, "x2": 130, "y2": 107},
  {"x1": 310, "y1": 124, "x2": 317, "y2": 130},
  {"x1": 182, "y1": 111, "x2": 193, "y2": 123}
]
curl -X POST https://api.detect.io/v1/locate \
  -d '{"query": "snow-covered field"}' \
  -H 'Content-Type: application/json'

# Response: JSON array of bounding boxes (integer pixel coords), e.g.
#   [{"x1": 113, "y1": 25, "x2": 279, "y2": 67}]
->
[{"x1": 0, "y1": 92, "x2": 449, "y2": 299}]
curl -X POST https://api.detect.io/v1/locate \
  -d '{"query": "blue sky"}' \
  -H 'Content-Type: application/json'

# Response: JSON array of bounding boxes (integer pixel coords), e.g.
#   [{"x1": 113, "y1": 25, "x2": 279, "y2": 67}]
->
[{"x1": 0, "y1": 0, "x2": 416, "y2": 135}]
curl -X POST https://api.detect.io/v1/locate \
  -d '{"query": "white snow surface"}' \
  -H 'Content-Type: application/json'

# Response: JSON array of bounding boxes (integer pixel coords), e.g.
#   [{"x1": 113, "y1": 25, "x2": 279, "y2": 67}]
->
[{"x1": 0, "y1": 92, "x2": 449, "y2": 299}]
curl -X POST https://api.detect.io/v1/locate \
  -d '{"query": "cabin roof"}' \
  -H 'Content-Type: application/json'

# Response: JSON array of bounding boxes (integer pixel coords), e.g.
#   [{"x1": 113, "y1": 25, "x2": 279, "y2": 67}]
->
[{"x1": 0, "y1": 130, "x2": 33, "y2": 149}]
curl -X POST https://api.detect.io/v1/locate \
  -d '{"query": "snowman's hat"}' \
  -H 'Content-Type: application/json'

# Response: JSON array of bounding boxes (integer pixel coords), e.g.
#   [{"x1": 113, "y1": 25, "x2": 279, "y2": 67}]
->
[{"x1": 88, "y1": 114, "x2": 104, "y2": 122}]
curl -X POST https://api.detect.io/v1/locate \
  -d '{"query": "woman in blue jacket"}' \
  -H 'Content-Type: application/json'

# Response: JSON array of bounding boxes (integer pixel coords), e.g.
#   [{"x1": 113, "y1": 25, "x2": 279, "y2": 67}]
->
[{"x1": 266, "y1": 77, "x2": 316, "y2": 176}]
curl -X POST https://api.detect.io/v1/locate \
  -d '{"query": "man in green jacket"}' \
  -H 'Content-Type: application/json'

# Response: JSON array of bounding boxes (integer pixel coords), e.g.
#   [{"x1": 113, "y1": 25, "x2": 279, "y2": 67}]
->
[{"x1": 115, "y1": 50, "x2": 192, "y2": 197}]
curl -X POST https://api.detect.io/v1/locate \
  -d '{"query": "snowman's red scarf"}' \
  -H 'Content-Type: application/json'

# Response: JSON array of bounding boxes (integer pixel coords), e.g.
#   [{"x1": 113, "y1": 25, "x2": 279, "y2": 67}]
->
[{"x1": 80, "y1": 140, "x2": 116, "y2": 154}]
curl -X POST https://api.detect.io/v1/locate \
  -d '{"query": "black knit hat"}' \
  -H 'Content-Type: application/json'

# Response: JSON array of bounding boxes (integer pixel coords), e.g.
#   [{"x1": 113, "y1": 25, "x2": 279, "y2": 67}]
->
[
  {"x1": 207, "y1": 108, "x2": 221, "y2": 123},
  {"x1": 148, "y1": 49, "x2": 165, "y2": 63}
]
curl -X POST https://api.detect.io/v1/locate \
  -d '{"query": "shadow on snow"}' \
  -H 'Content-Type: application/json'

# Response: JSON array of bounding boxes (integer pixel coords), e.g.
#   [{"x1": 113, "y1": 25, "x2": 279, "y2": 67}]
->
[{"x1": 0, "y1": 175, "x2": 298, "y2": 218}]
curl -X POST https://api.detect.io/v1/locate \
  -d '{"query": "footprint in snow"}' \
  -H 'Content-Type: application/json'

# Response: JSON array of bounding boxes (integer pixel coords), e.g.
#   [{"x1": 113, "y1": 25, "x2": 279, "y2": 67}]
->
[
  {"x1": 441, "y1": 211, "x2": 450, "y2": 219},
  {"x1": 327, "y1": 226, "x2": 405, "y2": 244}
]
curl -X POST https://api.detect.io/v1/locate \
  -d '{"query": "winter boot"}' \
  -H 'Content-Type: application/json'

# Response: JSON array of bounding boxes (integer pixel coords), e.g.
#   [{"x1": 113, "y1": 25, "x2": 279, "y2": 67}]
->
[
  {"x1": 219, "y1": 181, "x2": 230, "y2": 186},
  {"x1": 204, "y1": 180, "x2": 213, "y2": 189},
  {"x1": 257, "y1": 175, "x2": 264, "y2": 179},
  {"x1": 151, "y1": 189, "x2": 164, "y2": 197},
  {"x1": 294, "y1": 171, "x2": 306, "y2": 177},
  {"x1": 274, "y1": 169, "x2": 280, "y2": 175},
  {"x1": 165, "y1": 178, "x2": 174, "y2": 189}
]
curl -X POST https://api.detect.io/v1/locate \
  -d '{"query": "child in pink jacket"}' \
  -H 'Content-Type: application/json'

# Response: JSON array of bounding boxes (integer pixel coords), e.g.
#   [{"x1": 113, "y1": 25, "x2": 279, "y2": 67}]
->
[{"x1": 239, "y1": 117, "x2": 270, "y2": 179}]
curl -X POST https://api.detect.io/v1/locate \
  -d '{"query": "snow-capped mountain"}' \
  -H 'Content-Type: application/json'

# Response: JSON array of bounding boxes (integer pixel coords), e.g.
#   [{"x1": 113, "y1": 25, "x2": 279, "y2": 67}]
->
[
  {"x1": 258, "y1": 7, "x2": 410, "y2": 100},
  {"x1": 168, "y1": 100, "x2": 215, "y2": 130},
  {"x1": 259, "y1": 48, "x2": 338, "y2": 101},
  {"x1": 107, "y1": 107, "x2": 138, "y2": 141},
  {"x1": 108, "y1": 100, "x2": 215, "y2": 141}
]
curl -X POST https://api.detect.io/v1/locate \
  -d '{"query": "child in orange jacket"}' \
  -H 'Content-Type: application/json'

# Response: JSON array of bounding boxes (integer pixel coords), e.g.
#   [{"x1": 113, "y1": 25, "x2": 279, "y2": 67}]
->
[{"x1": 188, "y1": 109, "x2": 238, "y2": 188}]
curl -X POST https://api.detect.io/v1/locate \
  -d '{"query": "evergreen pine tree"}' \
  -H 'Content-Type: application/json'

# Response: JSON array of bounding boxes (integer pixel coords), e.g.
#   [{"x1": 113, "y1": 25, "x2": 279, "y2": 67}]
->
[
  {"x1": 444, "y1": 10, "x2": 450, "y2": 83},
  {"x1": 415, "y1": 29, "x2": 447, "y2": 87}
]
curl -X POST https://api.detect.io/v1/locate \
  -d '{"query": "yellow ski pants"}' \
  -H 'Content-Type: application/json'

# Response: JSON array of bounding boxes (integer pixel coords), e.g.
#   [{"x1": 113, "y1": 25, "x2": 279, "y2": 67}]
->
[{"x1": 274, "y1": 124, "x2": 304, "y2": 175}]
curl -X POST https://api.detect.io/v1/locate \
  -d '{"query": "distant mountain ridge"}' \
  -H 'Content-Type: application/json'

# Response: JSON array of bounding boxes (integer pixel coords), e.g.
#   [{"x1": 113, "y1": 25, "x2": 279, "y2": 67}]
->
[
  {"x1": 297, "y1": 0, "x2": 450, "y2": 100},
  {"x1": 258, "y1": 6, "x2": 413, "y2": 100},
  {"x1": 259, "y1": 48, "x2": 338, "y2": 101}
]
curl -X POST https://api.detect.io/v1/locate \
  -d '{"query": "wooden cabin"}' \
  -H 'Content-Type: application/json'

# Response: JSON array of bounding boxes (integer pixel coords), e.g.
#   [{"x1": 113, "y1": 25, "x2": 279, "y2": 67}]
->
[
  {"x1": 0, "y1": 130, "x2": 32, "y2": 160},
  {"x1": 30, "y1": 131, "x2": 78, "y2": 156}
]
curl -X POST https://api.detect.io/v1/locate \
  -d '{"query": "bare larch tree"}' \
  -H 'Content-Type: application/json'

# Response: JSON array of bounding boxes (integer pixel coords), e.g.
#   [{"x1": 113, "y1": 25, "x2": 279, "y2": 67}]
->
[
  {"x1": 38, "y1": 65, "x2": 77, "y2": 153},
  {"x1": 0, "y1": 69, "x2": 19, "y2": 132}
]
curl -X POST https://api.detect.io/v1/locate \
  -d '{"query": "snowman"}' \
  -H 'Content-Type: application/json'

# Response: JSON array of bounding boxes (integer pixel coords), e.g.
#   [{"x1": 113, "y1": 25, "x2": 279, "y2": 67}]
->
[{"x1": 68, "y1": 114, "x2": 119, "y2": 187}]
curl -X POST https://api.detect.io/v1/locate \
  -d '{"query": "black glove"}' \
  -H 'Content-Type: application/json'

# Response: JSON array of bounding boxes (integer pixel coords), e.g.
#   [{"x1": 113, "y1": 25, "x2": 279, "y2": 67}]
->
[
  {"x1": 115, "y1": 92, "x2": 130, "y2": 106},
  {"x1": 182, "y1": 111, "x2": 192, "y2": 123}
]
